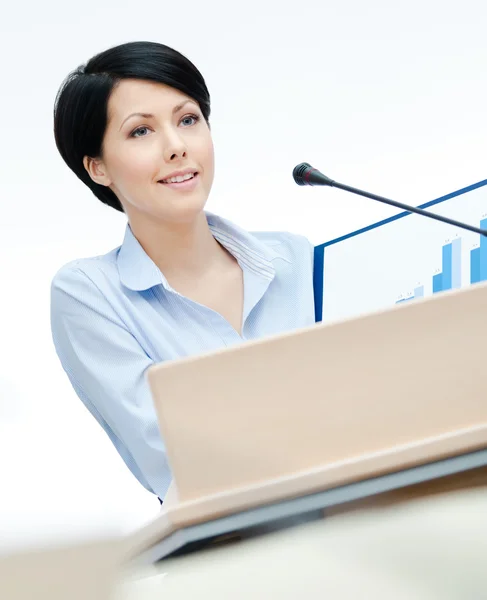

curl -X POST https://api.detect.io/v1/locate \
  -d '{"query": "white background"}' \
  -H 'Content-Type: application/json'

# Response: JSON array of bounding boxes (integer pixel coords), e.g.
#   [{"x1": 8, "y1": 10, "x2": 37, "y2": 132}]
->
[{"x1": 0, "y1": 0, "x2": 486, "y2": 541}]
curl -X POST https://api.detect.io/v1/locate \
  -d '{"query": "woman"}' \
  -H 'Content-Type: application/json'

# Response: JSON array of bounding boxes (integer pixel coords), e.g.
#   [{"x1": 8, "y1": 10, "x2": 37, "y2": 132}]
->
[{"x1": 51, "y1": 41, "x2": 315, "y2": 503}]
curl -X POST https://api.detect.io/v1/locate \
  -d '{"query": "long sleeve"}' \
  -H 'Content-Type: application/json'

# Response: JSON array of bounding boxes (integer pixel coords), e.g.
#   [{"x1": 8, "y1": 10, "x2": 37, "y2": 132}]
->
[{"x1": 50, "y1": 265, "x2": 171, "y2": 499}]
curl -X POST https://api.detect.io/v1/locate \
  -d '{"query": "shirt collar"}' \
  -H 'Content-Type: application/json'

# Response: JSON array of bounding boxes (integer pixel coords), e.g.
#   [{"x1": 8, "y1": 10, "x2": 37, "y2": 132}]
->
[{"x1": 117, "y1": 212, "x2": 286, "y2": 292}]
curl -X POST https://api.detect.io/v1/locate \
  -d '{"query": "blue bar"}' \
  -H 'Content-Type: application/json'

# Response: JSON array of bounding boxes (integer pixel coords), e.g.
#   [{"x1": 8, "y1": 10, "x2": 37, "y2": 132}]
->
[
  {"x1": 414, "y1": 285, "x2": 424, "y2": 297},
  {"x1": 433, "y1": 272, "x2": 443, "y2": 293},
  {"x1": 471, "y1": 247, "x2": 481, "y2": 284},
  {"x1": 451, "y1": 238, "x2": 461, "y2": 288},
  {"x1": 442, "y1": 242, "x2": 453, "y2": 291},
  {"x1": 480, "y1": 218, "x2": 487, "y2": 282}
]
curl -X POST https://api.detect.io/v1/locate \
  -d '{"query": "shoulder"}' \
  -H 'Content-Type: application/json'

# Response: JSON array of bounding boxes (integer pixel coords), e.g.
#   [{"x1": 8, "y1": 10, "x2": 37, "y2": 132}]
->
[
  {"x1": 50, "y1": 247, "x2": 120, "y2": 300},
  {"x1": 50, "y1": 248, "x2": 129, "y2": 338},
  {"x1": 251, "y1": 230, "x2": 314, "y2": 263}
]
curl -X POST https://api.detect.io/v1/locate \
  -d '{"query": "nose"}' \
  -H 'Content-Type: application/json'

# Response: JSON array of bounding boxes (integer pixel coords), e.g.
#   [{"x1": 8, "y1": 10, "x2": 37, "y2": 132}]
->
[{"x1": 163, "y1": 128, "x2": 188, "y2": 162}]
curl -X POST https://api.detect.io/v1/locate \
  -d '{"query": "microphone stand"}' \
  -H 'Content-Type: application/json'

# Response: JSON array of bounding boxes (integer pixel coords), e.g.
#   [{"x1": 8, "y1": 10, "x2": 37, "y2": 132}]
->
[{"x1": 294, "y1": 163, "x2": 487, "y2": 238}]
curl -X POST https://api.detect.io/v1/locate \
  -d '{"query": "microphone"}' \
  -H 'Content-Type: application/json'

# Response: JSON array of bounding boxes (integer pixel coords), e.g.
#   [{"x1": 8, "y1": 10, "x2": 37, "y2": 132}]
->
[{"x1": 293, "y1": 162, "x2": 487, "y2": 237}]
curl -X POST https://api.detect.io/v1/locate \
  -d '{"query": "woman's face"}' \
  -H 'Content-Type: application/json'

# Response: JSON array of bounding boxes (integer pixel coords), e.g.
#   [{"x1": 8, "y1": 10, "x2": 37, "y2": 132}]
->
[{"x1": 85, "y1": 78, "x2": 214, "y2": 226}]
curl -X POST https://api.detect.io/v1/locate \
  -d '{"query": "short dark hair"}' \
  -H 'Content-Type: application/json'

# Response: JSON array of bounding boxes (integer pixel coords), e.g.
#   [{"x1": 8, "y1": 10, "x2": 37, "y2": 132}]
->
[{"x1": 53, "y1": 41, "x2": 211, "y2": 212}]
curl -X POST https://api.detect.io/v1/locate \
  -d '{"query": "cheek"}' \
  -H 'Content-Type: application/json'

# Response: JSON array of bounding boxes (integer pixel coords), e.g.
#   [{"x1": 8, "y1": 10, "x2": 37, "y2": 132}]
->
[
  {"x1": 110, "y1": 143, "x2": 159, "y2": 183},
  {"x1": 197, "y1": 134, "x2": 215, "y2": 168}
]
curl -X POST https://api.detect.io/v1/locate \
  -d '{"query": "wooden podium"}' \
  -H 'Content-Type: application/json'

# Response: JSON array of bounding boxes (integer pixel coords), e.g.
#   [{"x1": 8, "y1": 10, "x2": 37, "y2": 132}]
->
[{"x1": 126, "y1": 282, "x2": 487, "y2": 565}]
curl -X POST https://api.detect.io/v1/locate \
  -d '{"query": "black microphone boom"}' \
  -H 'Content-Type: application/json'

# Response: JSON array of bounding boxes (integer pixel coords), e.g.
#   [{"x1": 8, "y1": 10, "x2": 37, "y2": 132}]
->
[{"x1": 293, "y1": 162, "x2": 487, "y2": 238}]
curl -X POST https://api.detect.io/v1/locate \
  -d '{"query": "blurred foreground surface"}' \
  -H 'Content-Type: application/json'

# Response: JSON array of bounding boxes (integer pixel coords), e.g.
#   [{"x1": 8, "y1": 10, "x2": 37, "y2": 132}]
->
[
  {"x1": 2, "y1": 487, "x2": 486, "y2": 599},
  {"x1": 120, "y1": 488, "x2": 487, "y2": 600}
]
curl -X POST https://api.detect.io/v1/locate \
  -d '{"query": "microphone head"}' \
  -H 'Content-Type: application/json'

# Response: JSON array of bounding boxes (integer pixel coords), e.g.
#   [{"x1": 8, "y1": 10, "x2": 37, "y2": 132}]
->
[
  {"x1": 292, "y1": 163, "x2": 335, "y2": 187},
  {"x1": 292, "y1": 162, "x2": 313, "y2": 186}
]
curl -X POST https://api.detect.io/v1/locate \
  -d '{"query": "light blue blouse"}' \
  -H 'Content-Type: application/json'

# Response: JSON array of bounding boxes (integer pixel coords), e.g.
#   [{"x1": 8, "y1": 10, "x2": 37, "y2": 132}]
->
[{"x1": 50, "y1": 212, "x2": 315, "y2": 500}]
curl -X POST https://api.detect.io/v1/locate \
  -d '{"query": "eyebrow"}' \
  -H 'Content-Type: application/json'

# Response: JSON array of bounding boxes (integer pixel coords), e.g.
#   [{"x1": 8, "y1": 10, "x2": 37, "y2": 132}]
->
[{"x1": 119, "y1": 100, "x2": 196, "y2": 130}]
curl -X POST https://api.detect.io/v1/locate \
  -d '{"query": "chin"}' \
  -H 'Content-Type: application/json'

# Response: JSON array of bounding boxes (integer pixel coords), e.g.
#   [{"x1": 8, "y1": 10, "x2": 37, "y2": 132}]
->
[{"x1": 156, "y1": 192, "x2": 209, "y2": 223}]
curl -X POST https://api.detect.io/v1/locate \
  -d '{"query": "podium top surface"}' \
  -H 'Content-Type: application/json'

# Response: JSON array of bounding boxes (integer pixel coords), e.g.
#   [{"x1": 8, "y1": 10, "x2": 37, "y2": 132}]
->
[{"x1": 134, "y1": 282, "x2": 487, "y2": 560}]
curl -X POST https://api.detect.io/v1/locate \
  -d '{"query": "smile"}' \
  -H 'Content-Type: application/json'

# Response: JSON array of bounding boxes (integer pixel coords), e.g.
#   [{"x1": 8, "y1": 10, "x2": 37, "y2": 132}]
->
[
  {"x1": 160, "y1": 172, "x2": 196, "y2": 184},
  {"x1": 158, "y1": 172, "x2": 200, "y2": 191}
]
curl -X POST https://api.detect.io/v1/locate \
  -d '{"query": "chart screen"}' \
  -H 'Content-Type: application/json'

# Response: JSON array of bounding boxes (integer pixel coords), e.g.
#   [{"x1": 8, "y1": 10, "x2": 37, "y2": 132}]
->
[{"x1": 314, "y1": 180, "x2": 487, "y2": 323}]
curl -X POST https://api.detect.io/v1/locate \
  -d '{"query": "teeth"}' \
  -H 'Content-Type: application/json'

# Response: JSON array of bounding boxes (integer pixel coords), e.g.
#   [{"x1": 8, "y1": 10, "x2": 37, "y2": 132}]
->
[{"x1": 163, "y1": 173, "x2": 195, "y2": 184}]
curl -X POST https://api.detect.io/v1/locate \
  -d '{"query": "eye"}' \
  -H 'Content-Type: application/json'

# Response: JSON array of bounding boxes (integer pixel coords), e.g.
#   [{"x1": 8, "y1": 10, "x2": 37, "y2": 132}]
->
[
  {"x1": 180, "y1": 114, "x2": 200, "y2": 127},
  {"x1": 130, "y1": 126, "x2": 152, "y2": 138}
]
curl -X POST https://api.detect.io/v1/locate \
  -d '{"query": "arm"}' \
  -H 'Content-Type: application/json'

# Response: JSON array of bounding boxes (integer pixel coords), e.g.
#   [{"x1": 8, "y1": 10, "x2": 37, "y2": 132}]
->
[{"x1": 50, "y1": 265, "x2": 171, "y2": 499}]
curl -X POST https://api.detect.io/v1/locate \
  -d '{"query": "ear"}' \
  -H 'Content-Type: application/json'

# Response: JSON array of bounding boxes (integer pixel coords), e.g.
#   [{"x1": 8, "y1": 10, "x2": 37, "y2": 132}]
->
[{"x1": 83, "y1": 156, "x2": 112, "y2": 187}]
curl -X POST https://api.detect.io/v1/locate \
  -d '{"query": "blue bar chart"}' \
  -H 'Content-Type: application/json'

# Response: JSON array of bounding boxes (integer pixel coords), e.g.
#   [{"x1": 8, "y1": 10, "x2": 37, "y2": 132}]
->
[
  {"x1": 395, "y1": 218, "x2": 487, "y2": 304},
  {"x1": 432, "y1": 219, "x2": 487, "y2": 292}
]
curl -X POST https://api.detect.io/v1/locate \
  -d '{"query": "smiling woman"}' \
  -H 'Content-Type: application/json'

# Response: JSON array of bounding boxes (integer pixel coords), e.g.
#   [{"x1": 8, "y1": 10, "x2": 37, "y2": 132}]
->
[{"x1": 50, "y1": 41, "x2": 315, "y2": 503}]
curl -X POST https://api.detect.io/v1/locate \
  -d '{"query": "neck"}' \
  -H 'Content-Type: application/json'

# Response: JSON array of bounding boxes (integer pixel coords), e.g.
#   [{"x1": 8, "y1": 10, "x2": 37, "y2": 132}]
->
[{"x1": 128, "y1": 211, "x2": 229, "y2": 278}]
